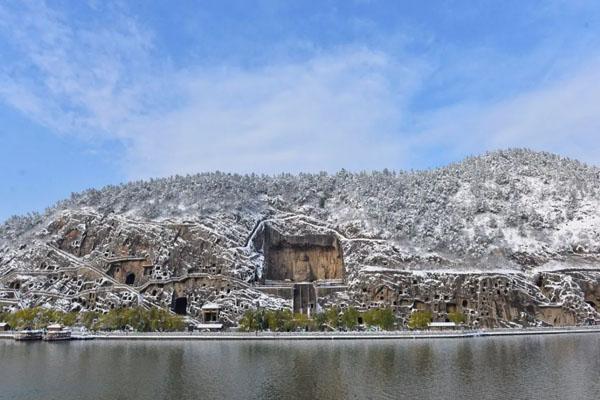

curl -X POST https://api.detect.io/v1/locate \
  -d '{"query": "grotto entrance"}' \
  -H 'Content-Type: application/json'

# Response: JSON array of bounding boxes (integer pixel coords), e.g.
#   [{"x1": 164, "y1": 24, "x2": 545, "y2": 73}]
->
[
  {"x1": 173, "y1": 297, "x2": 188, "y2": 315},
  {"x1": 125, "y1": 273, "x2": 136, "y2": 285}
]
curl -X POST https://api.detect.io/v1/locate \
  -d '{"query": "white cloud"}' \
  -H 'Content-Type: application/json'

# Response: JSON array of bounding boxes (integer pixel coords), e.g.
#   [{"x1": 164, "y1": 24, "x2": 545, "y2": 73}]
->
[
  {"x1": 0, "y1": 2, "x2": 424, "y2": 177},
  {"x1": 120, "y1": 51, "x2": 423, "y2": 177},
  {"x1": 0, "y1": 0, "x2": 153, "y2": 136},
  {"x1": 1, "y1": 0, "x2": 600, "y2": 181},
  {"x1": 413, "y1": 61, "x2": 600, "y2": 165}
]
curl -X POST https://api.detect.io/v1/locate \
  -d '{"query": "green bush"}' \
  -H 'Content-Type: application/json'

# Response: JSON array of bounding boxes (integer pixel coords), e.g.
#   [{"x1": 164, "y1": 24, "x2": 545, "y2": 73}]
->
[
  {"x1": 293, "y1": 313, "x2": 316, "y2": 331},
  {"x1": 376, "y1": 308, "x2": 396, "y2": 331},
  {"x1": 94, "y1": 307, "x2": 185, "y2": 332},
  {"x1": 264, "y1": 309, "x2": 295, "y2": 331},
  {"x1": 238, "y1": 306, "x2": 397, "y2": 332},
  {"x1": 363, "y1": 308, "x2": 396, "y2": 331},
  {"x1": 341, "y1": 307, "x2": 360, "y2": 330},
  {"x1": 81, "y1": 311, "x2": 101, "y2": 330},
  {"x1": 448, "y1": 312, "x2": 466, "y2": 324},
  {"x1": 1, "y1": 307, "x2": 184, "y2": 332},
  {"x1": 324, "y1": 307, "x2": 341, "y2": 330},
  {"x1": 239, "y1": 310, "x2": 262, "y2": 332},
  {"x1": 408, "y1": 310, "x2": 432, "y2": 329},
  {"x1": 2, "y1": 307, "x2": 79, "y2": 330},
  {"x1": 239, "y1": 309, "x2": 320, "y2": 332}
]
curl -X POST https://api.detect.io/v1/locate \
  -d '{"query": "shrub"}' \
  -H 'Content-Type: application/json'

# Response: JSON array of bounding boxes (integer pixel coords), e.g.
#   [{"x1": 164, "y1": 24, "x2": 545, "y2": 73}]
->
[
  {"x1": 448, "y1": 312, "x2": 466, "y2": 324},
  {"x1": 3, "y1": 307, "x2": 79, "y2": 330},
  {"x1": 314, "y1": 312, "x2": 328, "y2": 331},
  {"x1": 94, "y1": 307, "x2": 184, "y2": 332},
  {"x1": 81, "y1": 311, "x2": 101, "y2": 330},
  {"x1": 292, "y1": 313, "x2": 316, "y2": 331},
  {"x1": 340, "y1": 307, "x2": 359, "y2": 330},
  {"x1": 363, "y1": 308, "x2": 396, "y2": 331},
  {"x1": 236, "y1": 306, "x2": 398, "y2": 332},
  {"x1": 324, "y1": 307, "x2": 341, "y2": 330},
  {"x1": 3, "y1": 307, "x2": 184, "y2": 332},
  {"x1": 239, "y1": 310, "x2": 261, "y2": 332},
  {"x1": 408, "y1": 311, "x2": 432, "y2": 330},
  {"x1": 376, "y1": 308, "x2": 396, "y2": 331},
  {"x1": 264, "y1": 309, "x2": 294, "y2": 331}
]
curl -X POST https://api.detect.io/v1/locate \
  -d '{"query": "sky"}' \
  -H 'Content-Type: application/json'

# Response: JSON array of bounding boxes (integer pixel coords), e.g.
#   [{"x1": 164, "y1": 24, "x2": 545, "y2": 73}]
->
[{"x1": 1, "y1": 0, "x2": 600, "y2": 221}]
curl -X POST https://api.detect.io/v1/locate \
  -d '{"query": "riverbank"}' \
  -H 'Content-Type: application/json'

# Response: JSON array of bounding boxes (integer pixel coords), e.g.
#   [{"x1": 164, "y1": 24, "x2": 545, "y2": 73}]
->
[{"x1": 2, "y1": 326, "x2": 600, "y2": 341}]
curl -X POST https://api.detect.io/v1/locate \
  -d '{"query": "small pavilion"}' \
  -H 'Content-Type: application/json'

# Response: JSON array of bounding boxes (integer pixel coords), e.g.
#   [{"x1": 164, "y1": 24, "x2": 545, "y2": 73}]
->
[
  {"x1": 201, "y1": 303, "x2": 221, "y2": 323},
  {"x1": 196, "y1": 303, "x2": 223, "y2": 331}
]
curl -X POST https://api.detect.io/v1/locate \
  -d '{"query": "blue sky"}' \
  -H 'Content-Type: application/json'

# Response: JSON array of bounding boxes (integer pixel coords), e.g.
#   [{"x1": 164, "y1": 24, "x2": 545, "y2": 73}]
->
[{"x1": 1, "y1": 1, "x2": 600, "y2": 221}]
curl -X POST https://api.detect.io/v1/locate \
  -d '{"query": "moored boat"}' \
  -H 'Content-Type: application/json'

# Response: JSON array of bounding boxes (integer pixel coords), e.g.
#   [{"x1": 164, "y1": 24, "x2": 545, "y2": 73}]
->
[
  {"x1": 14, "y1": 329, "x2": 43, "y2": 341},
  {"x1": 43, "y1": 324, "x2": 72, "y2": 341}
]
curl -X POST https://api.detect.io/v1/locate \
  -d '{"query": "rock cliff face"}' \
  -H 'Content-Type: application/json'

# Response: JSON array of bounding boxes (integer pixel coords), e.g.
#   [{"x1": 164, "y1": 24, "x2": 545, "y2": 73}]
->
[
  {"x1": 1, "y1": 149, "x2": 600, "y2": 327},
  {"x1": 261, "y1": 225, "x2": 344, "y2": 282}
]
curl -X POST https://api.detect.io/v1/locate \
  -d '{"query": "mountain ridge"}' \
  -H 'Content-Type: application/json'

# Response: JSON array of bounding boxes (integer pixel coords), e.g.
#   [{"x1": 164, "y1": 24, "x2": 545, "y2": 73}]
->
[{"x1": 1, "y1": 148, "x2": 600, "y2": 328}]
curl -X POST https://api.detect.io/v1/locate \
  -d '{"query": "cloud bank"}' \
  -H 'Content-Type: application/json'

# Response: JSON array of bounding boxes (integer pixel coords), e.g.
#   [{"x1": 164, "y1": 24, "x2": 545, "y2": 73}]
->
[{"x1": 1, "y1": 1, "x2": 600, "y2": 179}]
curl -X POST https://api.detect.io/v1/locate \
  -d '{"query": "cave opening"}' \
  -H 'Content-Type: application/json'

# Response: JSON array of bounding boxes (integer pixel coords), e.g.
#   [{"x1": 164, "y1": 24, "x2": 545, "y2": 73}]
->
[
  {"x1": 585, "y1": 301, "x2": 597, "y2": 311},
  {"x1": 173, "y1": 297, "x2": 188, "y2": 315},
  {"x1": 125, "y1": 273, "x2": 136, "y2": 285}
]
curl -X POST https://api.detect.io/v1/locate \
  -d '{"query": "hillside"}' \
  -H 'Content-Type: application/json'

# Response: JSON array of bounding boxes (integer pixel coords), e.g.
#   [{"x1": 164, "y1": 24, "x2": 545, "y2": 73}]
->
[{"x1": 1, "y1": 149, "x2": 599, "y2": 328}]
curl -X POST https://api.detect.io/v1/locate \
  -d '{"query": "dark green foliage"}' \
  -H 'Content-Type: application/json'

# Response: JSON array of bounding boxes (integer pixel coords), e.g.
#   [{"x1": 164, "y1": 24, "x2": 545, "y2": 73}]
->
[
  {"x1": 2, "y1": 307, "x2": 79, "y2": 330},
  {"x1": 313, "y1": 311, "x2": 328, "y2": 330},
  {"x1": 408, "y1": 311, "x2": 433, "y2": 329},
  {"x1": 340, "y1": 307, "x2": 360, "y2": 330},
  {"x1": 362, "y1": 308, "x2": 396, "y2": 331},
  {"x1": 239, "y1": 310, "x2": 261, "y2": 332},
  {"x1": 93, "y1": 307, "x2": 185, "y2": 332},
  {"x1": 1, "y1": 307, "x2": 185, "y2": 332},
  {"x1": 238, "y1": 306, "x2": 397, "y2": 332},
  {"x1": 293, "y1": 313, "x2": 316, "y2": 331},
  {"x1": 239, "y1": 309, "x2": 311, "y2": 332},
  {"x1": 324, "y1": 307, "x2": 341, "y2": 330},
  {"x1": 80, "y1": 311, "x2": 101, "y2": 330},
  {"x1": 448, "y1": 311, "x2": 466, "y2": 324}
]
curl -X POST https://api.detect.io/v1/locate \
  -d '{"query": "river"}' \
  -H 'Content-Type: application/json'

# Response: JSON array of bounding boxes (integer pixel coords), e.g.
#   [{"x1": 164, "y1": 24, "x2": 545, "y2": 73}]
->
[{"x1": 1, "y1": 334, "x2": 599, "y2": 399}]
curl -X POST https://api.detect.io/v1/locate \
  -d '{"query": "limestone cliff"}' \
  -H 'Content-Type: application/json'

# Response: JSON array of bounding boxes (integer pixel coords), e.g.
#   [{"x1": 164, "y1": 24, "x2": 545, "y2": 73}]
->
[{"x1": 1, "y1": 149, "x2": 600, "y2": 327}]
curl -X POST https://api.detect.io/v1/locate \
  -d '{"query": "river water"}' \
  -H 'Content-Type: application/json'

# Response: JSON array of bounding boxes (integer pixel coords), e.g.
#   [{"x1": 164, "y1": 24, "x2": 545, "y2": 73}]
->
[{"x1": 1, "y1": 334, "x2": 599, "y2": 400}]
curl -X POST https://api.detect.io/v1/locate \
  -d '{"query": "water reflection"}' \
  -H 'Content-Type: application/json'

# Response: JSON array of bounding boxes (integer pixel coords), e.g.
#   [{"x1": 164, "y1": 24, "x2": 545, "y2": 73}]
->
[{"x1": 0, "y1": 335, "x2": 599, "y2": 400}]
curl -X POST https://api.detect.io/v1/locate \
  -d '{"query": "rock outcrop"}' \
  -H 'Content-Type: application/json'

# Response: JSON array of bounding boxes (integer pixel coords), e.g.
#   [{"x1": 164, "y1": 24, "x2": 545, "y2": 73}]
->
[
  {"x1": 1, "y1": 149, "x2": 600, "y2": 327},
  {"x1": 261, "y1": 225, "x2": 344, "y2": 283}
]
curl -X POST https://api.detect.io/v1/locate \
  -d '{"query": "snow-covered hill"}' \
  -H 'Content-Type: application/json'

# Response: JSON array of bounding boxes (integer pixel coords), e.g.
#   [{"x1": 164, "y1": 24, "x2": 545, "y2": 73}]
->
[{"x1": 1, "y1": 149, "x2": 600, "y2": 327}]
